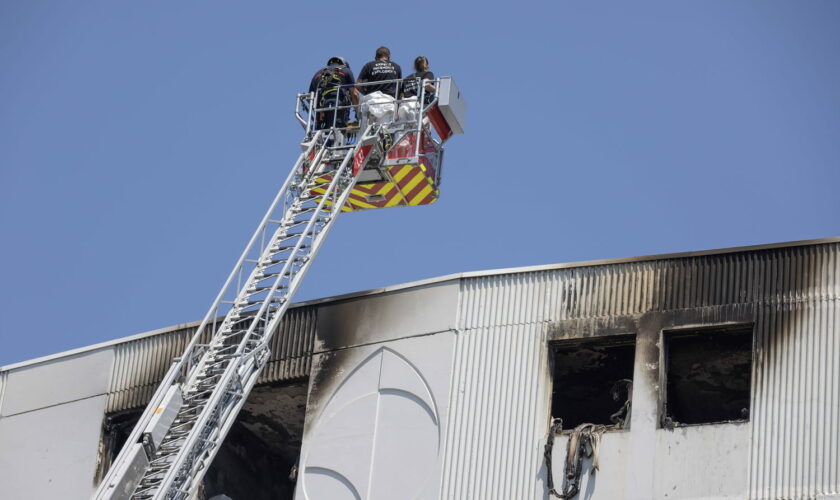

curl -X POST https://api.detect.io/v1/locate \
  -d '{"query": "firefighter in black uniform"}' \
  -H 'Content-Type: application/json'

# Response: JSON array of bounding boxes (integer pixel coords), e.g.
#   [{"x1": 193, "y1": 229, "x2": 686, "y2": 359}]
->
[
  {"x1": 357, "y1": 47, "x2": 402, "y2": 98},
  {"x1": 402, "y1": 56, "x2": 435, "y2": 105},
  {"x1": 309, "y1": 56, "x2": 359, "y2": 130}
]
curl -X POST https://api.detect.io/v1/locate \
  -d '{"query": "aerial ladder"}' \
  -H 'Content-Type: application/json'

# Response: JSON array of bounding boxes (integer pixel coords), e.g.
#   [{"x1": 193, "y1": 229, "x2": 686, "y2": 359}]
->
[{"x1": 93, "y1": 75, "x2": 465, "y2": 500}]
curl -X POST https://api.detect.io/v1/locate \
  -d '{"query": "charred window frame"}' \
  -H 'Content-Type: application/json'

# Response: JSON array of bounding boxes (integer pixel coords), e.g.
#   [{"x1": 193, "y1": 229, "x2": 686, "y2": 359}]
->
[
  {"x1": 661, "y1": 324, "x2": 753, "y2": 428},
  {"x1": 549, "y1": 335, "x2": 636, "y2": 431},
  {"x1": 95, "y1": 380, "x2": 309, "y2": 500}
]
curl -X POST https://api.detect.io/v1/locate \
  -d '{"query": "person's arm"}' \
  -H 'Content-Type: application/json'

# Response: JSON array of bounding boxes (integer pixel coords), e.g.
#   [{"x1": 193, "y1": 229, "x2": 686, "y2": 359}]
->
[
  {"x1": 345, "y1": 69, "x2": 360, "y2": 105},
  {"x1": 356, "y1": 63, "x2": 369, "y2": 95},
  {"x1": 423, "y1": 71, "x2": 436, "y2": 93},
  {"x1": 393, "y1": 64, "x2": 403, "y2": 97}
]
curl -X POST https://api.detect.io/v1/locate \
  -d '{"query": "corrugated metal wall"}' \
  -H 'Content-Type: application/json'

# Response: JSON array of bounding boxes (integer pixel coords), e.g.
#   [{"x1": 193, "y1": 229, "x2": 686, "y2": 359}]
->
[
  {"x1": 0, "y1": 370, "x2": 6, "y2": 415},
  {"x1": 257, "y1": 306, "x2": 316, "y2": 383},
  {"x1": 438, "y1": 324, "x2": 550, "y2": 499},
  {"x1": 749, "y1": 245, "x2": 840, "y2": 500},
  {"x1": 106, "y1": 324, "x2": 208, "y2": 413},
  {"x1": 443, "y1": 242, "x2": 840, "y2": 499},
  {"x1": 105, "y1": 305, "x2": 317, "y2": 413}
]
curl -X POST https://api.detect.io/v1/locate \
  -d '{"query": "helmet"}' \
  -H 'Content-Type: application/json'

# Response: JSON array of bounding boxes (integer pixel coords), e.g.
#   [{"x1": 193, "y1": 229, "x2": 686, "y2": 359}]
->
[{"x1": 327, "y1": 56, "x2": 349, "y2": 67}]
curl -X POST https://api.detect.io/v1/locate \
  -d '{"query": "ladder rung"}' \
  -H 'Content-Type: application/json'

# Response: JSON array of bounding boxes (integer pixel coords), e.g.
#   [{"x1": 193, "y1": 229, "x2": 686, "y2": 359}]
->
[
  {"x1": 246, "y1": 295, "x2": 288, "y2": 307},
  {"x1": 277, "y1": 232, "x2": 303, "y2": 241},
  {"x1": 255, "y1": 273, "x2": 291, "y2": 283},
  {"x1": 307, "y1": 179, "x2": 332, "y2": 188},
  {"x1": 271, "y1": 244, "x2": 310, "y2": 253},
  {"x1": 260, "y1": 259, "x2": 288, "y2": 270}
]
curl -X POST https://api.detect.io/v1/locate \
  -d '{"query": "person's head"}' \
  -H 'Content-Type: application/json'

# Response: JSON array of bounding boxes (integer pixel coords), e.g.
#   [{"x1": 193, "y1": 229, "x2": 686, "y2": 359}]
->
[
  {"x1": 375, "y1": 46, "x2": 391, "y2": 61},
  {"x1": 414, "y1": 56, "x2": 429, "y2": 72},
  {"x1": 327, "y1": 56, "x2": 348, "y2": 67}
]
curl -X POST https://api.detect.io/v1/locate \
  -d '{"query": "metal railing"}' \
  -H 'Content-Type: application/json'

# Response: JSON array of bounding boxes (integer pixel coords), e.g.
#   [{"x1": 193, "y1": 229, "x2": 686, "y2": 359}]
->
[{"x1": 296, "y1": 76, "x2": 445, "y2": 162}]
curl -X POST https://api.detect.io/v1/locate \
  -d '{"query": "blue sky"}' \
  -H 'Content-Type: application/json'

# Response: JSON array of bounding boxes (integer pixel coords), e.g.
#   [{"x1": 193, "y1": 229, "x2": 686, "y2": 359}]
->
[{"x1": 1, "y1": 1, "x2": 838, "y2": 365}]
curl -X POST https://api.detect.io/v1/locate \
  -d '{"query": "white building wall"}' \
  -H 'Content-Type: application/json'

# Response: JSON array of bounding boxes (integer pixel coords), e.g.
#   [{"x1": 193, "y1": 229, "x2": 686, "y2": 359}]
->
[
  {"x1": 0, "y1": 396, "x2": 107, "y2": 500},
  {"x1": 439, "y1": 324, "x2": 551, "y2": 499},
  {"x1": 0, "y1": 349, "x2": 115, "y2": 498},
  {"x1": 297, "y1": 332, "x2": 456, "y2": 500},
  {"x1": 1, "y1": 349, "x2": 113, "y2": 417},
  {"x1": 0, "y1": 239, "x2": 837, "y2": 500},
  {"x1": 443, "y1": 242, "x2": 840, "y2": 500}
]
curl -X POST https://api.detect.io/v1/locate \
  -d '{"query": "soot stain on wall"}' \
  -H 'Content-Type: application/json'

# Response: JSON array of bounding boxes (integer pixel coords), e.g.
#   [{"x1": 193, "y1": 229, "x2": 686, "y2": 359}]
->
[{"x1": 97, "y1": 380, "x2": 308, "y2": 500}]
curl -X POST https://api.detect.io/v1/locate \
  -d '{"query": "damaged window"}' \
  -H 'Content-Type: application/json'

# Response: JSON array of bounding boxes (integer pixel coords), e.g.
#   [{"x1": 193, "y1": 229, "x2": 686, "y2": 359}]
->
[
  {"x1": 550, "y1": 336, "x2": 635, "y2": 429},
  {"x1": 96, "y1": 380, "x2": 308, "y2": 500},
  {"x1": 663, "y1": 325, "x2": 753, "y2": 427}
]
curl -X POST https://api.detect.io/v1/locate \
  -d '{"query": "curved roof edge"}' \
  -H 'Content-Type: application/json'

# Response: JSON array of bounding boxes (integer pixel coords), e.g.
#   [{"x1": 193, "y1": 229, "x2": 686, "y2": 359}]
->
[
  {"x1": 3, "y1": 236, "x2": 837, "y2": 371},
  {"x1": 292, "y1": 236, "x2": 840, "y2": 306}
]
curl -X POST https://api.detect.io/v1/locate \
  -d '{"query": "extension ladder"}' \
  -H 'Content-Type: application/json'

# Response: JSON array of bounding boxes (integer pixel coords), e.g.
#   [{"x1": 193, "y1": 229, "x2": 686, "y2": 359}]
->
[
  {"x1": 94, "y1": 125, "x2": 380, "y2": 499},
  {"x1": 94, "y1": 75, "x2": 464, "y2": 500}
]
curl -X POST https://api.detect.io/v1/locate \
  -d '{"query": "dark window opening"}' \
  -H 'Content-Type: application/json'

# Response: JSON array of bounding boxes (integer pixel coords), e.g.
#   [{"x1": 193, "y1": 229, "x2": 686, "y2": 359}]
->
[
  {"x1": 663, "y1": 325, "x2": 753, "y2": 427},
  {"x1": 96, "y1": 379, "x2": 308, "y2": 500},
  {"x1": 550, "y1": 336, "x2": 636, "y2": 430}
]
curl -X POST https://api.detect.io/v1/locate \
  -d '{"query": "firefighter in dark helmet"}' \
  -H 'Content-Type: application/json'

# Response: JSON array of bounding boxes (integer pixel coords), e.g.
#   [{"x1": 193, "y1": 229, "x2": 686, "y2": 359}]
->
[{"x1": 309, "y1": 56, "x2": 359, "y2": 130}]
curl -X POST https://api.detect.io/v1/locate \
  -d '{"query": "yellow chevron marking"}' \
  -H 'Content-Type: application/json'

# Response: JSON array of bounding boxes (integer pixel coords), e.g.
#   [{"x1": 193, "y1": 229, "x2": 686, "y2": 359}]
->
[
  {"x1": 385, "y1": 195, "x2": 401, "y2": 207},
  {"x1": 348, "y1": 187, "x2": 391, "y2": 204},
  {"x1": 347, "y1": 188, "x2": 382, "y2": 207},
  {"x1": 376, "y1": 183, "x2": 395, "y2": 196},
  {"x1": 390, "y1": 166, "x2": 413, "y2": 183},
  {"x1": 409, "y1": 183, "x2": 434, "y2": 205},
  {"x1": 417, "y1": 163, "x2": 435, "y2": 186},
  {"x1": 313, "y1": 161, "x2": 439, "y2": 213},
  {"x1": 323, "y1": 198, "x2": 356, "y2": 212},
  {"x1": 349, "y1": 198, "x2": 376, "y2": 209},
  {"x1": 401, "y1": 171, "x2": 425, "y2": 197}
]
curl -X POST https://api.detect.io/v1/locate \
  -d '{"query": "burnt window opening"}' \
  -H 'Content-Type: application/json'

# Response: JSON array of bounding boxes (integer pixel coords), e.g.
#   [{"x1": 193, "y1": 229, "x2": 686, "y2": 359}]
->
[
  {"x1": 550, "y1": 336, "x2": 636, "y2": 430},
  {"x1": 663, "y1": 325, "x2": 753, "y2": 427},
  {"x1": 95, "y1": 379, "x2": 308, "y2": 500}
]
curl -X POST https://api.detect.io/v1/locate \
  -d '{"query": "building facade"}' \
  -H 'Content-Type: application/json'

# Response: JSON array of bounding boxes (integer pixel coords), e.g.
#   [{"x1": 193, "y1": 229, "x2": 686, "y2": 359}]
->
[{"x1": 1, "y1": 238, "x2": 838, "y2": 499}]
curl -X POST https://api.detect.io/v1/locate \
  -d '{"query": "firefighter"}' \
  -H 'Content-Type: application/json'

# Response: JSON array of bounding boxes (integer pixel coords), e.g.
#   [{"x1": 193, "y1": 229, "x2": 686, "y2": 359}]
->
[
  {"x1": 357, "y1": 46, "x2": 402, "y2": 98},
  {"x1": 309, "y1": 56, "x2": 359, "y2": 131}
]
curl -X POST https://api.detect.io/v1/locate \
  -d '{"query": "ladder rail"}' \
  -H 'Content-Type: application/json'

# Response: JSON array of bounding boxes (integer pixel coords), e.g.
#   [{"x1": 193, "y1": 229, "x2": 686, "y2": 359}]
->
[
  {"x1": 161, "y1": 141, "x2": 365, "y2": 497},
  {"x1": 92, "y1": 131, "x2": 328, "y2": 500},
  {"x1": 155, "y1": 136, "x2": 360, "y2": 498},
  {"x1": 180, "y1": 131, "x2": 329, "y2": 378},
  {"x1": 176, "y1": 133, "x2": 340, "y2": 395}
]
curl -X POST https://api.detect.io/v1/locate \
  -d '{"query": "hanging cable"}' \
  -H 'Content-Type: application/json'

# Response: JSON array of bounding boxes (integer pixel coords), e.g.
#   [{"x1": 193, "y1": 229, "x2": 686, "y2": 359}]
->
[
  {"x1": 544, "y1": 418, "x2": 564, "y2": 497},
  {"x1": 544, "y1": 420, "x2": 607, "y2": 499}
]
